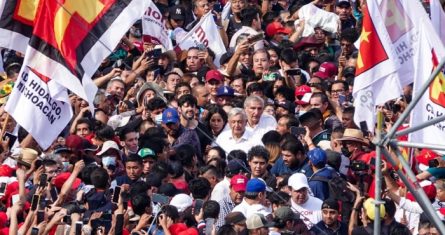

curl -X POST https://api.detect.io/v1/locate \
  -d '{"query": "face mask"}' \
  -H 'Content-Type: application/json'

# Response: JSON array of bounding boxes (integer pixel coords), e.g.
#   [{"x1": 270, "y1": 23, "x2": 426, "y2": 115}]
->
[
  {"x1": 102, "y1": 156, "x2": 116, "y2": 167},
  {"x1": 62, "y1": 161, "x2": 70, "y2": 171},
  {"x1": 155, "y1": 114, "x2": 163, "y2": 125},
  {"x1": 341, "y1": 147, "x2": 351, "y2": 158}
]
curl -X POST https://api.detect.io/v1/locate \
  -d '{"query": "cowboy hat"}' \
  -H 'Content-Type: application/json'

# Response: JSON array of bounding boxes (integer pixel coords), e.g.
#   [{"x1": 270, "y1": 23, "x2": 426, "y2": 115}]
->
[
  {"x1": 337, "y1": 128, "x2": 368, "y2": 145},
  {"x1": 14, "y1": 148, "x2": 38, "y2": 167}
]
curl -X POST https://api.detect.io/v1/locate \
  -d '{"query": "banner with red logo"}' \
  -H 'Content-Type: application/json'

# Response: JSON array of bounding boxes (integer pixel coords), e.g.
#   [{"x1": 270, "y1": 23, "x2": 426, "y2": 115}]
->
[
  {"x1": 353, "y1": 0, "x2": 401, "y2": 131},
  {"x1": 142, "y1": 0, "x2": 173, "y2": 50},
  {"x1": 176, "y1": 13, "x2": 226, "y2": 66}
]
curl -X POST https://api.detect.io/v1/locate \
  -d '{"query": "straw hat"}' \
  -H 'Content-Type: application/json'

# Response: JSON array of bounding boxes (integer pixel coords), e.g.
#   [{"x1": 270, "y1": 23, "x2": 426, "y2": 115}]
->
[
  {"x1": 15, "y1": 148, "x2": 38, "y2": 167},
  {"x1": 337, "y1": 128, "x2": 367, "y2": 145}
]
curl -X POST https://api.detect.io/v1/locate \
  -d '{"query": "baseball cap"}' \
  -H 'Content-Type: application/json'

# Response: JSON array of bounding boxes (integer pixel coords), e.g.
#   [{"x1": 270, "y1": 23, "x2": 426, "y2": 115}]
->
[
  {"x1": 54, "y1": 145, "x2": 71, "y2": 154},
  {"x1": 170, "y1": 193, "x2": 193, "y2": 213},
  {"x1": 307, "y1": 148, "x2": 327, "y2": 166},
  {"x1": 65, "y1": 135, "x2": 98, "y2": 152},
  {"x1": 363, "y1": 198, "x2": 385, "y2": 220},
  {"x1": 294, "y1": 85, "x2": 312, "y2": 105},
  {"x1": 313, "y1": 62, "x2": 337, "y2": 79},
  {"x1": 96, "y1": 140, "x2": 122, "y2": 156},
  {"x1": 226, "y1": 159, "x2": 247, "y2": 175},
  {"x1": 336, "y1": 0, "x2": 351, "y2": 7},
  {"x1": 288, "y1": 173, "x2": 309, "y2": 191},
  {"x1": 169, "y1": 6, "x2": 185, "y2": 21},
  {"x1": 138, "y1": 148, "x2": 157, "y2": 159},
  {"x1": 162, "y1": 108, "x2": 180, "y2": 124},
  {"x1": 246, "y1": 213, "x2": 274, "y2": 229},
  {"x1": 246, "y1": 178, "x2": 267, "y2": 194},
  {"x1": 322, "y1": 199, "x2": 339, "y2": 211},
  {"x1": 274, "y1": 206, "x2": 299, "y2": 221},
  {"x1": 265, "y1": 22, "x2": 291, "y2": 37},
  {"x1": 216, "y1": 86, "x2": 235, "y2": 97},
  {"x1": 205, "y1": 70, "x2": 224, "y2": 82},
  {"x1": 230, "y1": 174, "x2": 248, "y2": 192}
]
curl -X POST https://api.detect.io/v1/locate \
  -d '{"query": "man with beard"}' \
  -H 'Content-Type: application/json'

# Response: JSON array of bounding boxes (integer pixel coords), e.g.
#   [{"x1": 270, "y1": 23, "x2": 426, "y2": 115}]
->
[
  {"x1": 177, "y1": 94, "x2": 205, "y2": 158},
  {"x1": 161, "y1": 107, "x2": 201, "y2": 157},
  {"x1": 310, "y1": 199, "x2": 348, "y2": 234},
  {"x1": 271, "y1": 139, "x2": 313, "y2": 178},
  {"x1": 216, "y1": 174, "x2": 248, "y2": 229}
]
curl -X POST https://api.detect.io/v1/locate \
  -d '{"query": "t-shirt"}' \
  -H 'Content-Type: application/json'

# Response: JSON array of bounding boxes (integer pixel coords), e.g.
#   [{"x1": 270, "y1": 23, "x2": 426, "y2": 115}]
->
[
  {"x1": 290, "y1": 196, "x2": 323, "y2": 229},
  {"x1": 427, "y1": 167, "x2": 445, "y2": 179},
  {"x1": 232, "y1": 199, "x2": 272, "y2": 218}
]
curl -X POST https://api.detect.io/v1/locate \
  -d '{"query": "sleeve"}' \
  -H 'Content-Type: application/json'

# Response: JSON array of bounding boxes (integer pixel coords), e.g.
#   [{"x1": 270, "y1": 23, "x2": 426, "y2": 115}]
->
[{"x1": 398, "y1": 197, "x2": 424, "y2": 214}]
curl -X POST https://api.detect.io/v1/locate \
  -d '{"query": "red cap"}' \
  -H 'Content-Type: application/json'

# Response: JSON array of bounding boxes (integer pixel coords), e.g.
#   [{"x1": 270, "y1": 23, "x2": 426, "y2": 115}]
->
[
  {"x1": 53, "y1": 172, "x2": 81, "y2": 190},
  {"x1": 313, "y1": 62, "x2": 337, "y2": 79},
  {"x1": 265, "y1": 22, "x2": 291, "y2": 37},
  {"x1": 133, "y1": 41, "x2": 144, "y2": 52},
  {"x1": 230, "y1": 174, "x2": 248, "y2": 192},
  {"x1": 205, "y1": 70, "x2": 223, "y2": 82},
  {"x1": 416, "y1": 148, "x2": 438, "y2": 170},
  {"x1": 294, "y1": 85, "x2": 312, "y2": 105},
  {"x1": 173, "y1": 180, "x2": 190, "y2": 194}
]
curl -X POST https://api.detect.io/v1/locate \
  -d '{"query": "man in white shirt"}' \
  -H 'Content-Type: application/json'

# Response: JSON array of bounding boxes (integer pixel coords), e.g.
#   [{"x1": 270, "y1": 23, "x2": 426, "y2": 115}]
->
[
  {"x1": 215, "y1": 108, "x2": 257, "y2": 153},
  {"x1": 244, "y1": 95, "x2": 277, "y2": 140},
  {"x1": 229, "y1": 8, "x2": 264, "y2": 51},
  {"x1": 232, "y1": 178, "x2": 272, "y2": 218},
  {"x1": 288, "y1": 173, "x2": 323, "y2": 230}
]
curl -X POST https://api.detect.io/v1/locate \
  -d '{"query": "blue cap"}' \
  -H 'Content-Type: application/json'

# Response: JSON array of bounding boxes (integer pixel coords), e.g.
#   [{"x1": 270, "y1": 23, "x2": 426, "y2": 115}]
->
[
  {"x1": 246, "y1": 178, "x2": 266, "y2": 193},
  {"x1": 307, "y1": 148, "x2": 327, "y2": 166},
  {"x1": 162, "y1": 108, "x2": 180, "y2": 124},
  {"x1": 216, "y1": 86, "x2": 235, "y2": 97}
]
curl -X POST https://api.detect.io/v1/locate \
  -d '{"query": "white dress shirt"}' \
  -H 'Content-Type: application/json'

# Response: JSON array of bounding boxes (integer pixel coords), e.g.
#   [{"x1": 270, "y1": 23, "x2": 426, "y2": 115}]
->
[{"x1": 215, "y1": 129, "x2": 259, "y2": 154}]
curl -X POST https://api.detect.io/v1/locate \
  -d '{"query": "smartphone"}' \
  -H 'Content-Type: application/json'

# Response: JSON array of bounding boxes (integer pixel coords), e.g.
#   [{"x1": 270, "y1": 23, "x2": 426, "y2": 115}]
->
[
  {"x1": 152, "y1": 193, "x2": 169, "y2": 205},
  {"x1": 75, "y1": 221, "x2": 82, "y2": 235},
  {"x1": 112, "y1": 186, "x2": 121, "y2": 204},
  {"x1": 290, "y1": 126, "x2": 306, "y2": 136},
  {"x1": 338, "y1": 95, "x2": 346, "y2": 105},
  {"x1": 247, "y1": 33, "x2": 264, "y2": 44},
  {"x1": 213, "y1": 2, "x2": 223, "y2": 12},
  {"x1": 153, "y1": 68, "x2": 160, "y2": 78},
  {"x1": 39, "y1": 174, "x2": 48, "y2": 188},
  {"x1": 11, "y1": 194, "x2": 20, "y2": 205},
  {"x1": 31, "y1": 227, "x2": 39, "y2": 235},
  {"x1": 194, "y1": 199, "x2": 204, "y2": 215},
  {"x1": 197, "y1": 43, "x2": 206, "y2": 51},
  {"x1": 31, "y1": 194, "x2": 40, "y2": 211},
  {"x1": 37, "y1": 210, "x2": 45, "y2": 224},
  {"x1": 63, "y1": 215, "x2": 71, "y2": 224},
  {"x1": 429, "y1": 159, "x2": 439, "y2": 168},
  {"x1": 50, "y1": 187, "x2": 58, "y2": 202},
  {"x1": 34, "y1": 159, "x2": 42, "y2": 169},
  {"x1": 359, "y1": 121, "x2": 369, "y2": 137},
  {"x1": 0, "y1": 182, "x2": 6, "y2": 196},
  {"x1": 286, "y1": 69, "x2": 301, "y2": 76},
  {"x1": 152, "y1": 48, "x2": 162, "y2": 58},
  {"x1": 205, "y1": 218, "x2": 215, "y2": 235},
  {"x1": 263, "y1": 72, "x2": 279, "y2": 81},
  {"x1": 3, "y1": 132, "x2": 17, "y2": 150}
]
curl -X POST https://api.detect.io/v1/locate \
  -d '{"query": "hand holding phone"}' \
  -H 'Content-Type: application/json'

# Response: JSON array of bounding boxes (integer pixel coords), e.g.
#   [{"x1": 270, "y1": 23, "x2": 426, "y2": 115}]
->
[{"x1": 112, "y1": 186, "x2": 121, "y2": 204}]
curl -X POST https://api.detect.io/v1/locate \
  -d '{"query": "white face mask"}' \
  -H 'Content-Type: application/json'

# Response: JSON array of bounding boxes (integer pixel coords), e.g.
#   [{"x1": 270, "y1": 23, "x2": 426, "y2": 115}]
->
[
  {"x1": 155, "y1": 114, "x2": 163, "y2": 124},
  {"x1": 102, "y1": 156, "x2": 116, "y2": 167}
]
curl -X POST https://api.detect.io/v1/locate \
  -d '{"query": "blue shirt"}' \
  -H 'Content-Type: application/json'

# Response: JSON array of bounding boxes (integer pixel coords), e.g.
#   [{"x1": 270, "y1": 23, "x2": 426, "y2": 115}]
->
[
  {"x1": 270, "y1": 156, "x2": 313, "y2": 178},
  {"x1": 309, "y1": 167, "x2": 337, "y2": 201}
]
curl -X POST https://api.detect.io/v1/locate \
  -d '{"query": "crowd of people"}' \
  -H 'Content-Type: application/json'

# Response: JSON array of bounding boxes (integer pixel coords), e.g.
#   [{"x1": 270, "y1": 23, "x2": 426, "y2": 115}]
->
[{"x1": 0, "y1": 0, "x2": 444, "y2": 234}]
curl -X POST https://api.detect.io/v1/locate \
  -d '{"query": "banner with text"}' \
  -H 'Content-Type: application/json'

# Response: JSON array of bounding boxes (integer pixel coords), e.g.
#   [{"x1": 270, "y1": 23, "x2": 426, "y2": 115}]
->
[{"x1": 142, "y1": 0, "x2": 173, "y2": 50}]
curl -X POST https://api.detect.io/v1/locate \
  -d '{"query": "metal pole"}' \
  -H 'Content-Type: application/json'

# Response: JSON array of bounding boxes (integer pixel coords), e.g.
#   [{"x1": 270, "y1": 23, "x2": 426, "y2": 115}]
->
[
  {"x1": 394, "y1": 115, "x2": 445, "y2": 138},
  {"x1": 381, "y1": 145, "x2": 445, "y2": 234},
  {"x1": 373, "y1": 112, "x2": 384, "y2": 233},
  {"x1": 392, "y1": 140, "x2": 445, "y2": 152},
  {"x1": 382, "y1": 56, "x2": 445, "y2": 144}
]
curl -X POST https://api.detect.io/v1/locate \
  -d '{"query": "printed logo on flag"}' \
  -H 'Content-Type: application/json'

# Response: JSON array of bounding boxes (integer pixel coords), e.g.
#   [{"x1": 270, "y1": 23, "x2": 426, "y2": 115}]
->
[
  {"x1": 429, "y1": 50, "x2": 445, "y2": 107},
  {"x1": 0, "y1": 0, "x2": 37, "y2": 37},
  {"x1": 379, "y1": 0, "x2": 413, "y2": 43},
  {"x1": 356, "y1": 6, "x2": 389, "y2": 76},
  {"x1": 29, "y1": 0, "x2": 122, "y2": 78}
]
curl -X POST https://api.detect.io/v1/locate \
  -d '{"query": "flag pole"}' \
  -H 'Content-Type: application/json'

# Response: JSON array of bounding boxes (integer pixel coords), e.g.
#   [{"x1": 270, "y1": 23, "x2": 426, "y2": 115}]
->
[
  {"x1": 0, "y1": 112, "x2": 9, "y2": 139},
  {"x1": 382, "y1": 56, "x2": 445, "y2": 144},
  {"x1": 394, "y1": 115, "x2": 445, "y2": 138},
  {"x1": 391, "y1": 140, "x2": 445, "y2": 152},
  {"x1": 373, "y1": 111, "x2": 384, "y2": 234}
]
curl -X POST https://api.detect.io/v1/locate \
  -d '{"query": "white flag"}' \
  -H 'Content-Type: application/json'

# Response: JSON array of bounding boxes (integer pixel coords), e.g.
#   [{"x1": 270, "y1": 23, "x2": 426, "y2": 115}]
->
[
  {"x1": 409, "y1": 17, "x2": 445, "y2": 149},
  {"x1": 430, "y1": 0, "x2": 445, "y2": 44},
  {"x1": 353, "y1": 0, "x2": 401, "y2": 131},
  {"x1": 142, "y1": 0, "x2": 173, "y2": 50},
  {"x1": 5, "y1": 60, "x2": 72, "y2": 149},
  {"x1": 176, "y1": 13, "x2": 226, "y2": 65},
  {"x1": 221, "y1": 1, "x2": 232, "y2": 21},
  {"x1": 0, "y1": 1, "x2": 34, "y2": 53}
]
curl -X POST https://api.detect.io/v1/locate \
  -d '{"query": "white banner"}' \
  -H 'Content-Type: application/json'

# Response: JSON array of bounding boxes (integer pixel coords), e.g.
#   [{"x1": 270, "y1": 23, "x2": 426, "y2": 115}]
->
[
  {"x1": 176, "y1": 13, "x2": 226, "y2": 65},
  {"x1": 297, "y1": 3, "x2": 339, "y2": 37},
  {"x1": 142, "y1": 0, "x2": 173, "y2": 50},
  {"x1": 430, "y1": 0, "x2": 445, "y2": 45},
  {"x1": 353, "y1": 0, "x2": 401, "y2": 131},
  {"x1": 5, "y1": 64, "x2": 72, "y2": 149}
]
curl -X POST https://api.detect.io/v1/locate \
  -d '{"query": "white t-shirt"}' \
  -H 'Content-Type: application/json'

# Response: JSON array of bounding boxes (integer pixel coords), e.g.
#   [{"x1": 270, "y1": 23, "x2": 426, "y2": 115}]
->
[
  {"x1": 290, "y1": 196, "x2": 323, "y2": 229},
  {"x1": 232, "y1": 199, "x2": 272, "y2": 218},
  {"x1": 211, "y1": 177, "x2": 230, "y2": 202}
]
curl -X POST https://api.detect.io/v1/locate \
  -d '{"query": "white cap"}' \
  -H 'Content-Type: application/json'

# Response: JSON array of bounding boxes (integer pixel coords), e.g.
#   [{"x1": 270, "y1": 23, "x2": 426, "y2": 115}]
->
[
  {"x1": 107, "y1": 115, "x2": 131, "y2": 130},
  {"x1": 170, "y1": 194, "x2": 193, "y2": 213},
  {"x1": 96, "y1": 140, "x2": 122, "y2": 156},
  {"x1": 288, "y1": 173, "x2": 309, "y2": 191}
]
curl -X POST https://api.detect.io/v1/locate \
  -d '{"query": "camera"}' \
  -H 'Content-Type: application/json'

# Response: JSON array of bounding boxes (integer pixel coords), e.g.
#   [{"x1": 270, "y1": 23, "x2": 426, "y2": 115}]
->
[
  {"x1": 63, "y1": 201, "x2": 86, "y2": 215},
  {"x1": 350, "y1": 161, "x2": 369, "y2": 171}
]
